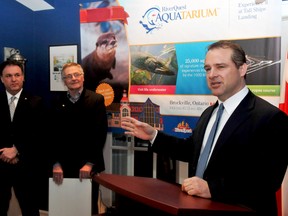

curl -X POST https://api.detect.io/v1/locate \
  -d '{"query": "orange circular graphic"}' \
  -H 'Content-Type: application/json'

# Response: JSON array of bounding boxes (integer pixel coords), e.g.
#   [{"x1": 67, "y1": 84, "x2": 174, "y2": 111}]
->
[{"x1": 96, "y1": 83, "x2": 114, "y2": 107}]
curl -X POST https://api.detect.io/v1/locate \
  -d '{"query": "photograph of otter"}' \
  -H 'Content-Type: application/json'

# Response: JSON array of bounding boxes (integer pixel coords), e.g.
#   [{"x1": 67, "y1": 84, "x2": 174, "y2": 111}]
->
[{"x1": 80, "y1": 19, "x2": 130, "y2": 104}]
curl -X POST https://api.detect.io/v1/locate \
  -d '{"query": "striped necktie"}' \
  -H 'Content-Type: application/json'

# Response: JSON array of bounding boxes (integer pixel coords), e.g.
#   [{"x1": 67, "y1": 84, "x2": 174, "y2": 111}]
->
[{"x1": 9, "y1": 96, "x2": 16, "y2": 121}]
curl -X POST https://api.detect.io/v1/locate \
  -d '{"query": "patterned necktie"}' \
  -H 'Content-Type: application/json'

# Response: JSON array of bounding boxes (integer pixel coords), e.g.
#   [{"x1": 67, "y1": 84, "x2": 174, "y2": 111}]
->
[
  {"x1": 9, "y1": 96, "x2": 16, "y2": 121},
  {"x1": 196, "y1": 103, "x2": 224, "y2": 178}
]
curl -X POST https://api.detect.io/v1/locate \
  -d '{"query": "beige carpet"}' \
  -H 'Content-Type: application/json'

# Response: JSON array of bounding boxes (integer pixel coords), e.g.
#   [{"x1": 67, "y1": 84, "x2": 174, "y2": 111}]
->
[
  {"x1": 8, "y1": 187, "x2": 105, "y2": 216},
  {"x1": 8, "y1": 188, "x2": 48, "y2": 216}
]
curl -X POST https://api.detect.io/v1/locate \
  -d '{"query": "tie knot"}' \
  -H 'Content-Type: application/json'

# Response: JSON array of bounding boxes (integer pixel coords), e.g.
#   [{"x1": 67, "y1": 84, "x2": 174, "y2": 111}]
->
[
  {"x1": 218, "y1": 103, "x2": 224, "y2": 113},
  {"x1": 218, "y1": 103, "x2": 224, "y2": 110},
  {"x1": 11, "y1": 96, "x2": 16, "y2": 103},
  {"x1": 217, "y1": 103, "x2": 224, "y2": 118}
]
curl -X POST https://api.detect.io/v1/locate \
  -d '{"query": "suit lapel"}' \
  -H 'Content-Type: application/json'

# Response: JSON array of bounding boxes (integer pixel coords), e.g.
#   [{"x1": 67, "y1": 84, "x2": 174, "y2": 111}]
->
[
  {"x1": 12, "y1": 91, "x2": 29, "y2": 120},
  {"x1": 193, "y1": 102, "x2": 219, "y2": 159},
  {"x1": 209, "y1": 91, "x2": 255, "y2": 161}
]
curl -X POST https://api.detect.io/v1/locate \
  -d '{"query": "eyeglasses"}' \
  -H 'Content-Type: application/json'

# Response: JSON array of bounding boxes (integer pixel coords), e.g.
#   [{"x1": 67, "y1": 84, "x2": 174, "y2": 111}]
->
[{"x1": 62, "y1": 72, "x2": 83, "y2": 80}]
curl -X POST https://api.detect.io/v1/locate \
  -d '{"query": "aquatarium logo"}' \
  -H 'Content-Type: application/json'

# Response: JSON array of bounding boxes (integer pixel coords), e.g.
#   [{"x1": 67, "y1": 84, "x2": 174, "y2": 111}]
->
[{"x1": 139, "y1": 5, "x2": 219, "y2": 34}]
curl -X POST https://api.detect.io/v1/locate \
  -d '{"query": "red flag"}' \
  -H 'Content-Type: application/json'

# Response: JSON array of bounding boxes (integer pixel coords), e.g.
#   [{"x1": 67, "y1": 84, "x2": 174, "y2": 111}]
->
[
  {"x1": 279, "y1": 52, "x2": 288, "y2": 113},
  {"x1": 278, "y1": 51, "x2": 288, "y2": 216}
]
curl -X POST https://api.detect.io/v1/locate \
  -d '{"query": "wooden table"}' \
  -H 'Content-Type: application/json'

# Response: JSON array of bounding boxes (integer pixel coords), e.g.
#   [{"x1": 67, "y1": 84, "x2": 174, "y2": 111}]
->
[{"x1": 94, "y1": 173, "x2": 255, "y2": 216}]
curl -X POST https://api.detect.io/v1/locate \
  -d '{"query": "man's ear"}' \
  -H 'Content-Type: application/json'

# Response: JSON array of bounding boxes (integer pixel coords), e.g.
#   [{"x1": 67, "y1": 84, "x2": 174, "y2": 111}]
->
[{"x1": 240, "y1": 63, "x2": 248, "y2": 77}]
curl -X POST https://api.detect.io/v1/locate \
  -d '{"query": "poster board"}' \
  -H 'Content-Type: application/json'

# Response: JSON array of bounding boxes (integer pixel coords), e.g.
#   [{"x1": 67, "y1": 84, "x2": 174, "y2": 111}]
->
[{"x1": 48, "y1": 178, "x2": 91, "y2": 216}]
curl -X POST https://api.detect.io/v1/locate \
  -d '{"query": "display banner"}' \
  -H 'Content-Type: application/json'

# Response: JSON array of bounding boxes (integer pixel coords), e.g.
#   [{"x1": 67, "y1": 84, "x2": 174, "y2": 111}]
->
[
  {"x1": 79, "y1": 0, "x2": 281, "y2": 136},
  {"x1": 80, "y1": 0, "x2": 283, "y2": 214}
]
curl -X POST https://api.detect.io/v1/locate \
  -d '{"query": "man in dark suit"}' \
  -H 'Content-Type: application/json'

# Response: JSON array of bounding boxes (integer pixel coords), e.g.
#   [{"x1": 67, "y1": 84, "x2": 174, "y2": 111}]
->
[
  {"x1": 49, "y1": 62, "x2": 108, "y2": 215},
  {"x1": 0, "y1": 60, "x2": 44, "y2": 216},
  {"x1": 121, "y1": 40, "x2": 288, "y2": 216}
]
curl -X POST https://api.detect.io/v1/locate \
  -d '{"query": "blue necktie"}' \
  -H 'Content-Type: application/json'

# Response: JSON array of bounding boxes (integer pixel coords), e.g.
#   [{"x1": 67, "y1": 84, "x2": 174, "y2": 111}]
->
[{"x1": 196, "y1": 103, "x2": 224, "y2": 178}]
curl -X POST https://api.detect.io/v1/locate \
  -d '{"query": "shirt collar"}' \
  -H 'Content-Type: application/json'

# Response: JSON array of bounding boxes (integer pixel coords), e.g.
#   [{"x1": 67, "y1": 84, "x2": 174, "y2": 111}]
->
[
  {"x1": 220, "y1": 86, "x2": 249, "y2": 115},
  {"x1": 67, "y1": 89, "x2": 83, "y2": 103},
  {"x1": 7, "y1": 89, "x2": 23, "y2": 101}
]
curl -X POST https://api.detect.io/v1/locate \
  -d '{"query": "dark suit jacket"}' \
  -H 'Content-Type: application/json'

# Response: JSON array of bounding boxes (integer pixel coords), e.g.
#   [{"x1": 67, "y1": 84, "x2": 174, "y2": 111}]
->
[
  {"x1": 0, "y1": 90, "x2": 44, "y2": 166},
  {"x1": 0, "y1": 89, "x2": 45, "y2": 212},
  {"x1": 151, "y1": 90, "x2": 288, "y2": 216},
  {"x1": 49, "y1": 88, "x2": 108, "y2": 177}
]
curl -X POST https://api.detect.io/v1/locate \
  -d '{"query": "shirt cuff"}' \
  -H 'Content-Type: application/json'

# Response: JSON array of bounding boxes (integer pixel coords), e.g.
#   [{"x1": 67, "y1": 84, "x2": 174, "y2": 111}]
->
[{"x1": 150, "y1": 130, "x2": 158, "y2": 145}]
